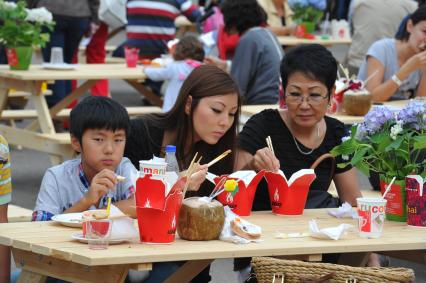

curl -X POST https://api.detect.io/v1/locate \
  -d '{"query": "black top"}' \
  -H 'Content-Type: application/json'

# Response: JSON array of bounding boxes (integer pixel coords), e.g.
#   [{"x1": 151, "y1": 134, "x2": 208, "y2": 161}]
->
[
  {"x1": 238, "y1": 109, "x2": 351, "y2": 210},
  {"x1": 124, "y1": 117, "x2": 164, "y2": 168},
  {"x1": 124, "y1": 116, "x2": 215, "y2": 197}
]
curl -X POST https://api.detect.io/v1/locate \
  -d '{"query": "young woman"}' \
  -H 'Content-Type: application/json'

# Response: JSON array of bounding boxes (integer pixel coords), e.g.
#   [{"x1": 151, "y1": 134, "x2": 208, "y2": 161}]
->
[
  {"x1": 358, "y1": 5, "x2": 426, "y2": 102},
  {"x1": 125, "y1": 64, "x2": 240, "y2": 197}
]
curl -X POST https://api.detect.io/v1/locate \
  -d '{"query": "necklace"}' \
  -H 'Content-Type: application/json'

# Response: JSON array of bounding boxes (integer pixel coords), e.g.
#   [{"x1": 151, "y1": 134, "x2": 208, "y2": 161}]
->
[{"x1": 291, "y1": 123, "x2": 320, "y2": 155}]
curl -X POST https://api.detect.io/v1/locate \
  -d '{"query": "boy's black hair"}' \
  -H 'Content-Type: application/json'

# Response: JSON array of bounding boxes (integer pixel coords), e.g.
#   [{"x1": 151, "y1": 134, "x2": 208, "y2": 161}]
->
[
  {"x1": 70, "y1": 96, "x2": 130, "y2": 144},
  {"x1": 280, "y1": 44, "x2": 337, "y2": 98}
]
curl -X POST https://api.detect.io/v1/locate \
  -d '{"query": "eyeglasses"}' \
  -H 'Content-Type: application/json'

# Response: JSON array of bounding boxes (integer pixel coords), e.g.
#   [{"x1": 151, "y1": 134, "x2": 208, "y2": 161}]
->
[{"x1": 285, "y1": 93, "x2": 328, "y2": 105}]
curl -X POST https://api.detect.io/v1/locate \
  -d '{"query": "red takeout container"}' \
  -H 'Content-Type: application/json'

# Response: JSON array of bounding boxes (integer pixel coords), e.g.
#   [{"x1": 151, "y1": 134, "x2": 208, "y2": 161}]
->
[
  {"x1": 264, "y1": 169, "x2": 316, "y2": 215},
  {"x1": 135, "y1": 174, "x2": 185, "y2": 243}
]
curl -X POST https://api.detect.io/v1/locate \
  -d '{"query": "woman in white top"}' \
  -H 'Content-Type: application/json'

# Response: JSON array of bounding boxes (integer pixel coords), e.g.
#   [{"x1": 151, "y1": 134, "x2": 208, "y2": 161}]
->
[{"x1": 358, "y1": 6, "x2": 426, "y2": 102}]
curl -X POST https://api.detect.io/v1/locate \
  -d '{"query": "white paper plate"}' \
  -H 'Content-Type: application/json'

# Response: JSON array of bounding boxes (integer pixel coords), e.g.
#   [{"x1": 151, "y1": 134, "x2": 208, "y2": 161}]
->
[
  {"x1": 51, "y1": 213, "x2": 83, "y2": 228},
  {"x1": 71, "y1": 233, "x2": 127, "y2": 244},
  {"x1": 42, "y1": 63, "x2": 78, "y2": 70}
]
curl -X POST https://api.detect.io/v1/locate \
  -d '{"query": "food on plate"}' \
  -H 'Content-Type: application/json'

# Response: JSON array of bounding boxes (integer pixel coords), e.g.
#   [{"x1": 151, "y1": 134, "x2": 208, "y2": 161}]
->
[
  {"x1": 83, "y1": 209, "x2": 109, "y2": 220},
  {"x1": 178, "y1": 197, "x2": 225, "y2": 241},
  {"x1": 230, "y1": 217, "x2": 261, "y2": 240},
  {"x1": 140, "y1": 59, "x2": 151, "y2": 65}
]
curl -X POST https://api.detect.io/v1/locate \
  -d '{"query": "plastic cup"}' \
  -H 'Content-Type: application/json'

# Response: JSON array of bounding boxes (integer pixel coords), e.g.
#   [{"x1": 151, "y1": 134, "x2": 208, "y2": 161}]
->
[
  {"x1": 124, "y1": 47, "x2": 139, "y2": 68},
  {"x1": 356, "y1": 197, "x2": 387, "y2": 238},
  {"x1": 50, "y1": 47, "x2": 64, "y2": 65},
  {"x1": 85, "y1": 219, "x2": 112, "y2": 250},
  {"x1": 139, "y1": 160, "x2": 167, "y2": 180}
]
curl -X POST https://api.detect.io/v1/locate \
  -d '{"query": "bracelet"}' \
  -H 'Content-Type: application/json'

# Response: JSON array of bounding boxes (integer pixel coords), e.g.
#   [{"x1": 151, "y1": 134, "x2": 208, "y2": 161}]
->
[{"x1": 391, "y1": 74, "x2": 403, "y2": 87}]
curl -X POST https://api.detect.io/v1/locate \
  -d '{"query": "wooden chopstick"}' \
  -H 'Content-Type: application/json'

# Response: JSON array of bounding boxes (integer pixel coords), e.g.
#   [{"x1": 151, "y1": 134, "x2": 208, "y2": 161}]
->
[
  {"x1": 182, "y1": 152, "x2": 200, "y2": 198},
  {"x1": 266, "y1": 136, "x2": 275, "y2": 155},
  {"x1": 207, "y1": 149, "x2": 231, "y2": 167}
]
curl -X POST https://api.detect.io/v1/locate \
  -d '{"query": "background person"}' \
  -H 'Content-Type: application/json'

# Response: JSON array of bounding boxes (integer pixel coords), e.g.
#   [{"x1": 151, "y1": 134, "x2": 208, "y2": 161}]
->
[{"x1": 358, "y1": 5, "x2": 426, "y2": 102}]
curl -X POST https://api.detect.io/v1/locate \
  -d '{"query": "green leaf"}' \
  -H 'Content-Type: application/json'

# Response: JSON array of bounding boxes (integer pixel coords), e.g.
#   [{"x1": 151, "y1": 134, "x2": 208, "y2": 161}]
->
[
  {"x1": 385, "y1": 136, "x2": 404, "y2": 151},
  {"x1": 351, "y1": 146, "x2": 369, "y2": 165},
  {"x1": 356, "y1": 161, "x2": 370, "y2": 177},
  {"x1": 413, "y1": 134, "x2": 426, "y2": 150}
]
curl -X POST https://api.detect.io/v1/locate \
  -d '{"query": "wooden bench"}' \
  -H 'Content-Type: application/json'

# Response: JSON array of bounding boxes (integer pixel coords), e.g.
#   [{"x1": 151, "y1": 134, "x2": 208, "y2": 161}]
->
[
  {"x1": 7, "y1": 204, "x2": 32, "y2": 222},
  {"x1": 0, "y1": 106, "x2": 162, "y2": 120}
]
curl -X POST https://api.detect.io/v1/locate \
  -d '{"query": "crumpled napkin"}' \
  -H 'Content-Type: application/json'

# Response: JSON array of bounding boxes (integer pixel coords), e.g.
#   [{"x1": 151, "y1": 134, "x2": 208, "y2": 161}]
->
[
  {"x1": 327, "y1": 202, "x2": 358, "y2": 219},
  {"x1": 220, "y1": 206, "x2": 262, "y2": 244},
  {"x1": 308, "y1": 219, "x2": 352, "y2": 240},
  {"x1": 109, "y1": 205, "x2": 139, "y2": 240}
]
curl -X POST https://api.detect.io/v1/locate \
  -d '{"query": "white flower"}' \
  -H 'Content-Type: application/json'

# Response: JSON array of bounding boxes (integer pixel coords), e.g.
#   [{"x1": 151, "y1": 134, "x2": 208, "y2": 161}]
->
[
  {"x1": 341, "y1": 136, "x2": 350, "y2": 142},
  {"x1": 390, "y1": 120, "x2": 403, "y2": 140},
  {"x1": 1, "y1": 2, "x2": 17, "y2": 10},
  {"x1": 342, "y1": 155, "x2": 349, "y2": 161},
  {"x1": 25, "y1": 7, "x2": 53, "y2": 24}
]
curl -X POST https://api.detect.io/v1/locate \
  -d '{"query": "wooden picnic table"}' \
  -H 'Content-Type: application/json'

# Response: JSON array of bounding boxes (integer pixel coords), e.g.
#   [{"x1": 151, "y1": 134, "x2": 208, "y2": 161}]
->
[
  {"x1": 241, "y1": 100, "x2": 411, "y2": 125},
  {"x1": 0, "y1": 208, "x2": 425, "y2": 283},
  {"x1": 0, "y1": 64, "x2": 161, "y2": 164},
  {"x1": 277, "y1": 35, "x2": 352, "y2": 46},
  {"x1": 7, "y1": 204, "x2": 32, "y2": 223}
]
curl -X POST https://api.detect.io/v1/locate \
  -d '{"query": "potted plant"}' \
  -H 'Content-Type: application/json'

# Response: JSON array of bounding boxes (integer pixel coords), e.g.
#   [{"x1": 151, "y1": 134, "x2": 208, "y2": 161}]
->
[
  {"x1": 331, "y1": 100, "x2": 426, "y2": 222},
  {"x1": 0, "y1": 0, "x2": 54, "y2": 70},
  {"x1": 288, "y1": 0, "x2": 326, "y2": 34}
]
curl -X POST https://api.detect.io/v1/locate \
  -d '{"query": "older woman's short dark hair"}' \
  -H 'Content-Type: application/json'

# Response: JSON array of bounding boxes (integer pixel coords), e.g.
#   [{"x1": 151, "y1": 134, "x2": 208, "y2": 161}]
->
[
  {"x1": 280, "y1": 44, "x2": 337, "y2": 96},
  {"x1": 221, "y1": 0, "x2": 266, "y2": 35}
]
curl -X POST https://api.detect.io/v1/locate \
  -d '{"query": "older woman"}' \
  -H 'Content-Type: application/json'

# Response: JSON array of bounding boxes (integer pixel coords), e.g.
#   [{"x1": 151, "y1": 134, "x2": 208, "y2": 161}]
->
[{"x1": 236, "y1": 44, "x2": 362, "y2": 210}]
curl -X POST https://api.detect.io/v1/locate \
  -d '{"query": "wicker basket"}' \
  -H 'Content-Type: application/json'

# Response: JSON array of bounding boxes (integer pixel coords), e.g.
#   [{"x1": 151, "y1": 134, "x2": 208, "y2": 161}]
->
[{"x1": 251, "y1": 257, "x2": 415, "y2": 283}]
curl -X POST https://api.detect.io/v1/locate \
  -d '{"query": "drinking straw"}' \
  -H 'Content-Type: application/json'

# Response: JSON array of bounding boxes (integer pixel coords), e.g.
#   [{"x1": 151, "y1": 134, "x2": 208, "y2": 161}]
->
[
  {"x1": 363, "y1": 70, "x2": 379, "y2": 86},
  {"x1": 106, "y1": 195, "x2": 112, "y2": 216},
  {"x1": 382, "y1": 176, "x2": 396, "y2": 199},
  {"x1": 207, "y1": 149, "x2": 232, "y2": 167},
  {"x1": 338, "y1": 63, "x2": 350, "y2": 79}
]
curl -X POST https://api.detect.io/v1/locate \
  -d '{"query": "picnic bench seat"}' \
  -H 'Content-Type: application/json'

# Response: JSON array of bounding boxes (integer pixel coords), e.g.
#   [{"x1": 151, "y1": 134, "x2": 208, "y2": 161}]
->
[
  {"x1": 7, "y1": 204, "x2": 32, "y2": 222},
  {"x1": 1, "y1": 106, "x2": 161, "y2": 120}
]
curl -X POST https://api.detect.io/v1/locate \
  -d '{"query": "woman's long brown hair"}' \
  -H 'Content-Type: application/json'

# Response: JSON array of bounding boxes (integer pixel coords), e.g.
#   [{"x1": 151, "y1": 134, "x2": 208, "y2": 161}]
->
[{"x1": 143, "y1": 65, "x2": 241, "y2": 179}]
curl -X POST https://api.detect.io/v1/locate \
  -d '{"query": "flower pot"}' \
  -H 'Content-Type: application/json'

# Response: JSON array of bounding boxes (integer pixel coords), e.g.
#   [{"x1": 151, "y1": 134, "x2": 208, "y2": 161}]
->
[
  {"x1": 380, "y1": 176, "x2": 406, "y2": 222},
  {"x1": 6, "y1": 47, "x2": 33, "y2": 70},
  {"x1": 301, "y1": 21, "x2": 315, "y2": 34}
]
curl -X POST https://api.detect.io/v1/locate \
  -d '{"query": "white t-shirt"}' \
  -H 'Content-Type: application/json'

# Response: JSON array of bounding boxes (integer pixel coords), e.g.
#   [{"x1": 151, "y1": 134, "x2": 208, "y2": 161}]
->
[{"x1": 33, "y1": 157, "x2": 137, "y2": 219}]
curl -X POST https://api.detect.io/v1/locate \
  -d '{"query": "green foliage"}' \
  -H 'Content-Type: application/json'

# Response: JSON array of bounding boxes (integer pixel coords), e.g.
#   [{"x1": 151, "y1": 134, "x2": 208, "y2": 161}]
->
[
  {"x1": 292, "y1": 4, "x2": 324, "y2": 23},
  {"x1": 0, "y1": 0, "x2": 54, "y2": 48}
]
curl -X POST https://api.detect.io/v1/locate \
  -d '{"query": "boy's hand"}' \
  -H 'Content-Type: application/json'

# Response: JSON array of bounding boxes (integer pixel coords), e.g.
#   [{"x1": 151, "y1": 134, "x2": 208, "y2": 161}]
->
[{"x1": 84, "y1": 169, "x2": 117, "y2": 206}]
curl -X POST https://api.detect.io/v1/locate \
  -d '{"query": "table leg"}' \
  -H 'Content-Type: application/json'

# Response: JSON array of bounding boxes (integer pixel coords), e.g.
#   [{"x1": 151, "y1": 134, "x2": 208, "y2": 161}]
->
[
  {"x1": 17, "y1": 270, "x2": 47, "y2": 283},
  {"x1": 164, "y1": 259, "x2": 214, "y2": 283},
  {"x1": 26, "y1": 80, "x2": 98, "y2": 132},
  {"x1": 13, "y1": 248, "x2": 130, "y2": 283},
  {"x1": 125, "y1": 79, "x2": 163, "y2": 107},
  {"x1": 30, "y1": 81, "x2": 55, "y2": 134},
  {"x1": 0, "y1": 84, "x2": 9, "y2": 115}
]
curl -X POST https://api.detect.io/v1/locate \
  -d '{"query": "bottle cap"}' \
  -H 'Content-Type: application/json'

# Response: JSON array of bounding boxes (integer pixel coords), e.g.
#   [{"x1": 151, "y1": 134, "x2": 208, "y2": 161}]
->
[{"x1": 165, "y1": 145, "x2": 176, "y2": 153}]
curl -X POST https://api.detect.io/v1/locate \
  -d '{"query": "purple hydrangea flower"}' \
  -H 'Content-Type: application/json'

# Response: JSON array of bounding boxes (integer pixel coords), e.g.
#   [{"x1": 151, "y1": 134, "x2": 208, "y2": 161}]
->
[
  {"x1": 288, "y1": 0, "x2": 310, "y2": 8},
  {"x1": 309, "y1": 0, "x2": 326, "y2": 10},
  {"x1": 357, "y1": 106, "x2": 395, "y2": 137},
  {"x1": 397, "y1": 100, "x2": 426, "y2": 130}
]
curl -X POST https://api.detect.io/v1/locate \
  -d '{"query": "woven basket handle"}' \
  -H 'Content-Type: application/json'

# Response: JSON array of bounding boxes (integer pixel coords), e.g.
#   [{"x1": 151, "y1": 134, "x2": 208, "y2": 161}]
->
[{"x1": 310, "y1": 153, "x2": 336, "y2": 186}]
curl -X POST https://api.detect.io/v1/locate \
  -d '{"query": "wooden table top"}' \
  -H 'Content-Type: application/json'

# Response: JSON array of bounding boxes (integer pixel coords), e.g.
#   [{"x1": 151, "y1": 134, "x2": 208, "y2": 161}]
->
[
  {"x1": 0, "y1": 209, "x2": 425, "y2": 267},
  {"x1": 277, "y1": 36, "x2": 352, "y2": 46},
  {"x1": 0, "y1": 64, "x2": 146, "y2": 81}
]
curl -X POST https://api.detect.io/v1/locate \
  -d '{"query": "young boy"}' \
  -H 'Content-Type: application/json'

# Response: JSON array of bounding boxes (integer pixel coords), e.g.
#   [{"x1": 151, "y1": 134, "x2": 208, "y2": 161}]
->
[
  {"x1": 33, "y1": 96, "x2": 137, "y2": 221},
  {"x1": 0, "y1": 134, "x2": 12, "y2": 283}
]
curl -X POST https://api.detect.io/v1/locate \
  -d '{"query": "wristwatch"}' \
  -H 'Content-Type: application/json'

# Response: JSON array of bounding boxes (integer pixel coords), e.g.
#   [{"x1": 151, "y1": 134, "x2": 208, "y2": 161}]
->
[{"x1": 391, "y1": 74, "x2": 403, "y2": 87}]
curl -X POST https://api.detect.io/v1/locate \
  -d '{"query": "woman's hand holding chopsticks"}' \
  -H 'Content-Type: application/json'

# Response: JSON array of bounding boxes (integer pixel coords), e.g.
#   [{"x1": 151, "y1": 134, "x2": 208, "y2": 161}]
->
[
  {"x1": 186, "y1": 163, "x2": 209, "y2": 192},
  {"x1": 252, "y1": 147, "x2": 280, "y2": 172}
]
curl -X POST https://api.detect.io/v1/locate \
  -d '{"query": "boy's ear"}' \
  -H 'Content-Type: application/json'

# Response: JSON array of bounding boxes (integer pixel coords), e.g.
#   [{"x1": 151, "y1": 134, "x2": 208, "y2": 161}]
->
[
  {"x1": 70, "y1": 135, "x2": 82, "y2": 153},
  {"x1": 185, "y1": 95, "x2": 193, "y2": 115}
]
